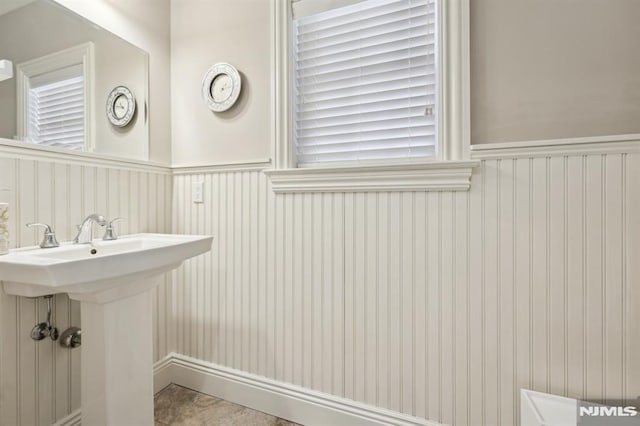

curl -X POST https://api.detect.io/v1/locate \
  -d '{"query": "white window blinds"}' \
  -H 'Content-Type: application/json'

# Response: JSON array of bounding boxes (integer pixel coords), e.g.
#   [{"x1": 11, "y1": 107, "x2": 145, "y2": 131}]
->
[
  {"x1": 27, "y1": 64, "x2": 85, "y2": 151},
  {"x1": 292, "y1": 0, "x2": 437, "y2": 165}
]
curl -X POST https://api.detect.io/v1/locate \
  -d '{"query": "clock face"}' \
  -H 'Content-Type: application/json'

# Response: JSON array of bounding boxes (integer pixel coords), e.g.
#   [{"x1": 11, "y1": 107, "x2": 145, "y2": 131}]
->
[
  {"x1": 106, "y1": 86, "x2": 136, "y2": 127},
  {"x1": 202, "y1": 63, "x2": 241, "y2": 112},
  {"x1": 114, "y1": 94, "x2": 128, "y2": 119},
  {"x1": 211, "y1": 74, "x2": 233, "y2": 103}
]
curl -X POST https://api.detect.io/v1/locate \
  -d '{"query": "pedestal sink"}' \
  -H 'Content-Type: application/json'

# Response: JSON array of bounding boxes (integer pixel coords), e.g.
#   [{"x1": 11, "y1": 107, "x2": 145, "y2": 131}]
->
[{"x1": 0, "y1": 233, "x2": 212, "y2": 425}]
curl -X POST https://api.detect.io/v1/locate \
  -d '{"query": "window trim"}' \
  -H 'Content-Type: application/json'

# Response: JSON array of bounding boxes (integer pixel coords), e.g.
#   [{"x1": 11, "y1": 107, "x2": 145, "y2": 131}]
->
[
  {"x1": 16, "y1": 42, "x2": 95, "y2": 153},
  {"x1": 269, "y1": 0, "x2": 476, "y2": 192}
]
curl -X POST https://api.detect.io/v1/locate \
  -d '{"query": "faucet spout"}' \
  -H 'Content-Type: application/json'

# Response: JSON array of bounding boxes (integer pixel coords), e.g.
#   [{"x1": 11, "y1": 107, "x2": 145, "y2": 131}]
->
[{"x1": 73, "y1": 214, "x2": 107, "y2": 244}]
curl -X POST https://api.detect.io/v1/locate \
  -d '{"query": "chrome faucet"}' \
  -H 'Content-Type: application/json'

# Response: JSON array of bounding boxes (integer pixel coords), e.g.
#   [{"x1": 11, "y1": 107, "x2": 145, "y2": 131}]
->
[{"x1": 73, "y1": 214, "x2": 107, "y2": 244}]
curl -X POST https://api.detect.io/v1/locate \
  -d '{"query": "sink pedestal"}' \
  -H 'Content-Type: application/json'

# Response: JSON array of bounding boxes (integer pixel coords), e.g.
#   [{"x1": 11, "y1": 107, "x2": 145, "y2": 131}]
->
[{"x1": 71, "y1": 275, "x2": 162, "y2": 426}]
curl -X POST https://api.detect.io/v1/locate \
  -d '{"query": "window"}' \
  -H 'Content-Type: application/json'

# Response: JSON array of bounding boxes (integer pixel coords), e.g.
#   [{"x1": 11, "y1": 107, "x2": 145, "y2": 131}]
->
[
  {"x1": 267, "y1": 0, "x2": 475, "y2": 192},
  {"x1": 26, "y1": 64, "x2": 85, "y2": 151},
  {"x1": 292, "y1": 0, "x2": 437, "y2": 165},
  {"x1": 16, "y1": 43, "x2": 94, "y2": 153}
]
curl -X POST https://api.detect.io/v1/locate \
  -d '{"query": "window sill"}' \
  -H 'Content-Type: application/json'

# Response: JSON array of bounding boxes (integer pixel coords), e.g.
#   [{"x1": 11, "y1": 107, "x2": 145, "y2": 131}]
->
[{"x1": 263, "y1": 160, "x2": 479, "y2": 193}]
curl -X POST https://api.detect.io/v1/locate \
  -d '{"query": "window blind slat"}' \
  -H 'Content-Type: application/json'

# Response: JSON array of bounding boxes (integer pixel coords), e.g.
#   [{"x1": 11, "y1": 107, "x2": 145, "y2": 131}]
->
[
  {"x1": 298, "y1": 116, "x2": 433, "y2": 138},
  {"x1": 297, "y1": 87, "x2": 434, "y2": 113},
  {"x1": 298, "y1": 67, "x2": 435, "y2": 102},
  {"x1": 297, "y1": 131, "x2": 436, "y2": 148},
  {"x1": 297, "y1": 36, "x2": 430, "y2": 71},
  {"x1": 297, "y1": 20, "x2": 431, "y2": 56},
  {"x1": 298, "y1": 96, "x2": 428, "y2": 121},
  {"x1": 298, "y1": 104, "x2": 431, "y2": 127},
  {"x1": 295, "y1": 0, "x2": 429, "y2": 22},
  {"x1": 299, "y1": 56, "x2": 434, "y2": 88},
  {"x1": 35, "y1": 89, "x2": 84, "y2": 106},
  {"x1": 37, "y1": 140, "x2": 83, "y2": 150},
  {"x1": 34, "y1": 101, "x2": 84, "y2": 116},
  {"x1": 35, "y1": 130, "x2": 84, "y2": 140},
  {"x1": 34, "y1": 126, "x2": 84, "y2": 139},
  {"x1": 34, "y1": 116, "x2": 83, "y2": 127},
  {"x1": 33, "y1": 81, "x2": 83, "y2": 97},
  {"x1": 297, "y1": 144, "x2": 435, "y2": 164},
  {"x1": 296, "y1": 1, "x2": 432, "y2": 36},
  {"x1": 297, "y1": 19, "x2": 433, "y2": 58},
  {"x1": 30, "y1": 107, "x2": 84, "y2": 124},
  {"x1": 293, "y1": 0, "x2": 437, "y2": 164},
  {"x1": 34, "y1": 123, "x2": 84, "y2": 135},
  {"x1": 297, "y1": 48, "x2": 433, "y2": 79},
  {"x1": 30, "y1": 107, "x2": 84, "y2": 119},
  {"x1": 298, "y1": 136, "x2": 435, "y2": 155},
  {"x1": 29, "y1": 120, "x2": 84, "y2": 134},
  {"x1": 296, "y1": 125, "x2": 435, "y2": 146}
]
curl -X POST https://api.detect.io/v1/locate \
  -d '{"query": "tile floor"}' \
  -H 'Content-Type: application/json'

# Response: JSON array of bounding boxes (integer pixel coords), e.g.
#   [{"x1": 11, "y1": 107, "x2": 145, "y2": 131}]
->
[{"x1": 154, "y1": 384, "x2": 302, "y2": 426}]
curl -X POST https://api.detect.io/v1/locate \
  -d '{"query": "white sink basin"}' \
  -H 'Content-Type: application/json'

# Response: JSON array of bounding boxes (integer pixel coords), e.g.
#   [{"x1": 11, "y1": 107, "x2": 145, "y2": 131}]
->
[
  {"x1": 0, "y1": 232, "x2": 213, "y2": 425},
  {"x1": 0, "y1": 233, "x2": 212, "y2": 301}
]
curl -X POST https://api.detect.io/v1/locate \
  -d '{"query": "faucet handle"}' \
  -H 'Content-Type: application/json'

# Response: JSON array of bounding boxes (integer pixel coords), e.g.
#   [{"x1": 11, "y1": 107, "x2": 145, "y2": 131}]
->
[
  {"x1": 26, "y1": 223, "x2": 60, "y2": 249},
  {"x1": 108, "y1": 217, "x2": 125, "y2": 226},
  {"x1": 103, "y1": 217, "x2": 126, "y2": 241}
]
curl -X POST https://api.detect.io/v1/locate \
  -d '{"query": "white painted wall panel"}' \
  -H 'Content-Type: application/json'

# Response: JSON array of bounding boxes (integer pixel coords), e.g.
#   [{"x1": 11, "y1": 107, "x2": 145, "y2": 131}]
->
[
  {"x1": 0, "y1": 151, "x2": 172, "y2": 425},
  {"x1": 171, "y1": 149, "x2": 640, "y2": 425},
  {"x1": 625, "y1": 154, "x2": 640, "y2": 401}
]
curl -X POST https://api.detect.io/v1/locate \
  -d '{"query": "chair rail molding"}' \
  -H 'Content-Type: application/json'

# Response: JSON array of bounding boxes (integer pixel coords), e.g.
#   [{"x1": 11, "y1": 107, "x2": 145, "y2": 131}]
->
[
  {"x1": 471, "y1": 134, "x2": 640, "y2": 159},
  {"x1": 0, "y1": 138, "x2": 170, "y2": 174},
  {"x1": 171, "y1": 159, "x2": 272, "y2": 175}
]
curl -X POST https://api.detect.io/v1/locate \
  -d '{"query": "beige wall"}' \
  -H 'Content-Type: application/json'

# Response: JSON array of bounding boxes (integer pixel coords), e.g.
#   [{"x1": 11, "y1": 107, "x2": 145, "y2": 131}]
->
[
  {"x1": 55, "y1": 0, "x2": 172, "y2": 164},
  {"x1": 470, "y1": 0, "x2": 640, "y2": 144},
  {"x1": 170, "y1": 0, "x2": 640, "y2": 164},
  {"x1": 0, "y1": 0, "x2": 35, "y2": 15},
  {"x1": 170, "y1": 0, "x2": 272, "y2": 167}
]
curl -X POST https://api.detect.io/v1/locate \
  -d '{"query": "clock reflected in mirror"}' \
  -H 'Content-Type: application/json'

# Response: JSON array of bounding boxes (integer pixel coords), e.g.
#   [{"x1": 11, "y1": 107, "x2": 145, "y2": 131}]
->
[
  {"x1": 106, "y1": 86, "x2": 136, "y2": 128},
  {"x1": 202, "y1": 63, "x2": 242, "y2": 112},
  {"x1": 114, "y1": 95, "x2": 129, "y2": 119}
]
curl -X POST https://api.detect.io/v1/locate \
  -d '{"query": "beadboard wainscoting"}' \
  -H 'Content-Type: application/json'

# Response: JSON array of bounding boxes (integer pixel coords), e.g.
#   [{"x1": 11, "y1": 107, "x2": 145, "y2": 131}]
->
[
  {"x1": 0, "y1": 147, "x2": 172, "y2": 425},
  {"x1": 171, "y1": 145, "x2": 640, "y2": 426}
]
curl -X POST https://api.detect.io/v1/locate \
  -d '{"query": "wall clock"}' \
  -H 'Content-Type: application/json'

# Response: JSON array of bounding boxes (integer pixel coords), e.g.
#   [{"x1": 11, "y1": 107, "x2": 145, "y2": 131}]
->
[
  {"x1": 106, "y1": 86, "x2": 136, "y2": 127},
  {"x1": 202, "y1": 63, "x2": 241, "y2": 112}
]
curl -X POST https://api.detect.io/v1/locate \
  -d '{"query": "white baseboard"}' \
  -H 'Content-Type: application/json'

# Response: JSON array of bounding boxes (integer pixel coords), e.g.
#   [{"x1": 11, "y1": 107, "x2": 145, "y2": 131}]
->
[
  {"x1": 153, "y1": 354, "x2": 175, "y2": 395},
  {"x1": 51, "y1": 409, "x2": 81, "y2": 426},
  {"x1": 153, "y1": 353, "x2": 441, "y2": 426}
]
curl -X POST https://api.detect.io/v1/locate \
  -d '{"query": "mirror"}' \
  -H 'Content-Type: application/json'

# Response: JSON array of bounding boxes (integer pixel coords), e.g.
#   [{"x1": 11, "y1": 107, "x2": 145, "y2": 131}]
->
[{"x1": 0, "y1": 0, "x2": 149, "y2": 161}]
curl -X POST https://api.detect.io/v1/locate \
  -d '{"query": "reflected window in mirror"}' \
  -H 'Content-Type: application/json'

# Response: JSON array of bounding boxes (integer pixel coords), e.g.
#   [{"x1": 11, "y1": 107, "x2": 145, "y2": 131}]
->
[
  {"x1": 16, "y1": 42, "x2": 94, "y2": 152},
  {"x1": 26, "y1": 64, "x2": 85, "y2": 151}
]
